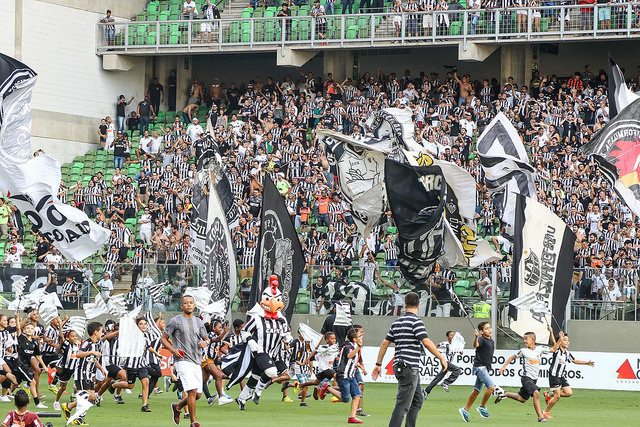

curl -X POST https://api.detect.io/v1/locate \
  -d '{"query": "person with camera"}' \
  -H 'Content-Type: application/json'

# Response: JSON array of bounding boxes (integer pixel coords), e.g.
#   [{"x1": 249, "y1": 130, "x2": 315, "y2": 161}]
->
[{"x1": 371, "y1": 292, "x2": 447, "y2": 427}]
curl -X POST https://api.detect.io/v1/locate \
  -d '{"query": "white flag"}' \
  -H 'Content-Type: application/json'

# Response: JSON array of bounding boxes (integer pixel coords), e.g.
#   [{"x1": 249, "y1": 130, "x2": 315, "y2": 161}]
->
[
  {"x1": 106, "y1": 294, "x2": 127, "y2": 317},
  {"x1": 1, "y1": 155, "x2": 110, "y2": 261},
  {"x1": 118, "y1": 316, "x2": 145, "y2": 358},
  {"x1": 184, "y1": 287, "x2": 214, "y2": 311},
  {"x1": 83, "y1": 294, "x2": 109, "y2": 319},
  {"x1": 201, "y1": 299, "x2": 226, "y2": 319},
  {"x1": 450, "y1": 332, "x2": 466, "y2": 353},
  {"x1": 509, "y1": 292, "x2": 551, "y2": 315},
  {"x1": 11, "y1": 276, "x2": 27, "y2": 297},
  {"x1": 66, "y1": 391, "x2": 93, "y2": 425},
  {"x1": 65, "y1": 316, "x2": 87, "y2": 337},
  {"x1": 38, "y1": 293, "x2": 59, "y2": 325},
  {"x1": 334, "y1": 301, "x2": 352, "y2": 327},
  {"x1": 298, "y1": 323, "x2": 322, "y2": 349}
]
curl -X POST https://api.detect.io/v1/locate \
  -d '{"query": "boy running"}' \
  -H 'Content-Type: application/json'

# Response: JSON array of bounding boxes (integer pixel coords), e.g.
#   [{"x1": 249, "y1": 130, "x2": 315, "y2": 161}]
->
[
  {"x1": 53, "y1": 330, "x2": 80, "y2": 411},
  {"x1": 459, "y1": 321, "x2": 496, "y2": 422},
  {"x1": 300, "y1": 332, "x2": 339, "y2": 400},
  {"x1": 335, "y1": 328, "x2": 364, "y2": 424},
  {"x1": 495, "y1": 328, "x2": 551, "y2": 423},
  {"x1": 290, "y1": 331, "x2": 313, "y2": 406},
  {"x1": 542, "y1": 331, "x2": 594, "y2": 419},
  {"x1": 424, "y1": 330, "x2": 463, "y2": 396}
]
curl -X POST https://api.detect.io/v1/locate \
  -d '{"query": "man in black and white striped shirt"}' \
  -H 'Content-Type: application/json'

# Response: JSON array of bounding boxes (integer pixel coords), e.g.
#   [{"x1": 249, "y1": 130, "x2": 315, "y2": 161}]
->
[{"x1": 372, "y1": 292, "x2": 447, "y2": 427}]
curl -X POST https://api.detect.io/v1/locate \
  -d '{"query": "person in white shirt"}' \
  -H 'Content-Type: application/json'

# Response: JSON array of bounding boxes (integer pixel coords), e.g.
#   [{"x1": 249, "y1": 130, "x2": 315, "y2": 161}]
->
[
  {"x1": 138, "y1": 210, "x2": 153, "y2": 245},
  {"x1": 182, "y1": 0, "x2": 198, "y2": 19},
  {"x1": 146, "y1": 130, "x2": 162, "y2": 155},
  {"x1": 187, "y1": 118, "x2": 204, "y2": 143},
  {"x1": 5, "y1": 246, "x2": 22, "y2": 268},
  {"x1": 98, "y1": 271, "x2": 114, "y2": 301},
  {"x1": 496, "y1": 329, "x2": 552, "y2": 422},
  {"x1": 105, "y1": 116, "x2": 116, "y2": 151},
  {"x1": 45, "y1": 248, "x2": 63, "y2": 269},
  {"x1": 601, "y1": 278, "x2": 622, "y2": 318}
]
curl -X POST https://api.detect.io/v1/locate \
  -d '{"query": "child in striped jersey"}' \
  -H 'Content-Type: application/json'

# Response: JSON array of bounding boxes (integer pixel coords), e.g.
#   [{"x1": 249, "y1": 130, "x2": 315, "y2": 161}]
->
[
  {"x1": 333, "y1": 329, "x2": 364, "y2": 424},
  {"x1": 290, "y1": 331, "x2": 313, "y2": 406},
  {"x1": 542, "y1": 331, "x2": 594, "y2": 420},
  {"x1": 53, "y1": 330, "x2": 80, "y2": 411},
  {"x1": 300, "y1": 332, "x2": 339, "y2": 401},
  {"x1": 201, "y1": 319, "x2": 232, "y2": 406},
  {"x1": 1, "y1": 317, "x2": 19, "y2": 402}
]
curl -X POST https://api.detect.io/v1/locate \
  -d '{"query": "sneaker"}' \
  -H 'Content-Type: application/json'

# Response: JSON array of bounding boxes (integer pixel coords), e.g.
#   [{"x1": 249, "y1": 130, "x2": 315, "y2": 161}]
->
[
  {"x1": 218, "y1": 396, "x2": 233, "y2": 406},
  {"x1": 125, "y1": 389, "x2": 132, "y2": 394},
  {"x1": 95, "y1": 396, "x2": 101, "y2": 407},
  {"x1": 74, "y1": 418, "x2": 89, "y2": 426},
  {"x1": 356, "y1": 409, "x2": 369, "y2": 417},
  {"x1": 282, "y1": 396, "x2": 293, "y2": 403},
  {"x1": 313, "y1": 387, "x2": 319, "y2": 400},
  {"x1": 114, "y1": 395, "x2": 125, "y2": 404},
  {"x1": 190, "y1": 423, "x2": 201, "y2": 427},
  {"x1": 235, "y1": 398, "x2": 245, "y2": 411},
  {"x1": 1, "y1": 396, "x2": 12, "y2": 402},
  {"x1": 494, "y1": 394, "x2": 505, "y2": 404},
  {"x1": 319, "y1": 382, "x2": 329, "y2": 400},
  {"x1": 35, "y1": 403, "x2": 48, "y2": 409},
  {"x1": 347, "y1": 417, "x2": 364, "y2": 424},
  {"x1": 331, "y1": 396, "x2": 340, "y2": 403},
  {"x1": 477, "y1": 406, "x2": 490, "y2": 419},
  {"x1": 441, "y1": 383, "x2": 449, "y2": 392},
  {"x1": 48, "y1": 386, "x2": 60, "y2": 394},
  {"x1": 252, "y1": 393, "x2": 260, "y2": 405},
  {"x1": 458, "y1": 408, "x2": 470, "y2": 423},
  {"x1": 538, "y1": 418, "x2": 548, "y2": 423},
  {"x1": 61, "y1": 403, "x2": 71, "y2": 420},
  {"x1": 141, "y1": 404, "x2": 151, "y2": 412},
  {"x1": 543, "y1": 391, "x2": 551, "y2": 404},
  {"x1": 171, "y1": 403, "x2": 181, "y2": 425},
  {"x1": 154, "y1": 388, "x2": 163, "y2": 395},
  {"x1": 207, "y1": 396, "x2": 218, "y2": 406},
  {"x1": 292, "y1": 381, "x2": 300, "y2": 396},
  {"x1": 300, "y1": 402, "x2": 308, "y2": 407},
  {"x1": 183, "y1": 413, "x2": 190, "y2": 419},
  {"x1": 53, "y1": 401, "x2": 61, "y2": 411}
]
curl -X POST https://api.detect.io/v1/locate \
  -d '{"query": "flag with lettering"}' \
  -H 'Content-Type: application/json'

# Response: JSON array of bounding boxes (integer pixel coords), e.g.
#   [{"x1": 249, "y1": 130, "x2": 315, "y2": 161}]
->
[{"x1": 510, "y1": 195, "x2": 575, "y2": 344}]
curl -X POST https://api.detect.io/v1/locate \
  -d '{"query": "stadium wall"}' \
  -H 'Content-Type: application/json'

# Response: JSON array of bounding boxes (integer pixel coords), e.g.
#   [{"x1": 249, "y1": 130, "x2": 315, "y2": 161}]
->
[{"x1": 0, "y1": 0, "x2": 149, "y2": 163}]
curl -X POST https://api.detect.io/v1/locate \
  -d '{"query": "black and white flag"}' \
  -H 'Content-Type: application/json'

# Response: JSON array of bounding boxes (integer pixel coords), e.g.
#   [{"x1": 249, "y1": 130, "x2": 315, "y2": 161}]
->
[
  {"x1": 189, "y1": 178, "x2": 237, "y2": 318},
  {"x1": 477, "y1": 112, "x2": 536, "y2": 235},
  {"x1": 0, "y1": 54, "x2": 109, "y2": 260},
  {"x1": 250, "y1": 176, "x2": 305, "y2": 321},
  {"x1": 385, "y1": 159, "x2": 445, "y2": 286},
  {"x1": 608, "y1": 56, "x2": 639, "y2": 119},
  {"x1": 510, "y1": 195, "x2": 575, "y2": 344}
]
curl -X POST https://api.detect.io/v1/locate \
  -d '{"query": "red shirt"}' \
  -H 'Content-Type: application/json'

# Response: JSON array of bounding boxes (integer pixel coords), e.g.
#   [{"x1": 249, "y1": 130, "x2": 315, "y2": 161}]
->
[{"x1": 2, "y1": 410, "x2": 43, "y2": 427}]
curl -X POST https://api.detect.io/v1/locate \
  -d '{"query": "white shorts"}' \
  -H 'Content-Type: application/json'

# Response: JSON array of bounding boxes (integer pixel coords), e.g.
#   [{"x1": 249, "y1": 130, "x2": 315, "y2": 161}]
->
[{"x1": 174, "y1": 360, "x2": 203, "y2": 393}]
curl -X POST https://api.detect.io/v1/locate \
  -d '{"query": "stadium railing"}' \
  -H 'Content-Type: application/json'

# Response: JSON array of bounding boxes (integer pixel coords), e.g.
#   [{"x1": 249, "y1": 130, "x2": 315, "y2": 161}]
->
[{"x1": 96, "y1": 4, "x2": 640, "y2": 54}]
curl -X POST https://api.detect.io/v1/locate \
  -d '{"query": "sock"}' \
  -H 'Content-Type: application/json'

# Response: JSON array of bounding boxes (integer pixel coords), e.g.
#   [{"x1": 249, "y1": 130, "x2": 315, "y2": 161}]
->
[{"x1": 34, "y1": 397, "x2": 40, "y2": 405}]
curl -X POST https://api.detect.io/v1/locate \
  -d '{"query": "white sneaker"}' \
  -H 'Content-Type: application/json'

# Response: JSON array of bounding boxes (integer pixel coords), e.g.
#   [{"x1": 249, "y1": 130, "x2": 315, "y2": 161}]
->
[
  {"x1": 0, "y1": 396, "x2": 10, "y2": 402},
  {"x1": 53, "y1": 401, "x2": 61, "y2": 411},
  {"x1": 218, "y1": 396, "x2": 234, "y2": 406},
  {"x1": 36, "y1": 403, "x2": 48, "y2": 409},
  {"x1": 125, "y1": 389, "x2": 132, "y2": 394}
]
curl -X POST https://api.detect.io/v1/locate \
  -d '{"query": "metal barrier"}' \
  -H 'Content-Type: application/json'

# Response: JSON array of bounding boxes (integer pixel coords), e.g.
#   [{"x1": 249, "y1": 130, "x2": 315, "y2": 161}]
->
[{"x1": 96, "y1": 4, "x2": 640, "y2": 54}]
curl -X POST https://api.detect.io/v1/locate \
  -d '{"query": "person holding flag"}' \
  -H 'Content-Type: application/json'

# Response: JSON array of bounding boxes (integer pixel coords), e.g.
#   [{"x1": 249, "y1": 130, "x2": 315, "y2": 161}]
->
[{"x1": 423, "y1": 331, "x2": 463, "y2": 397}]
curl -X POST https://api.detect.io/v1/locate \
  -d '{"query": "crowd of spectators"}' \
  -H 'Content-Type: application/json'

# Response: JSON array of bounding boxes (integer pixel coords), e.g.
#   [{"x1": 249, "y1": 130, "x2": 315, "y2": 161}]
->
[{"x1": 2, "y1": 60, "x2": 640, "y2": 318}]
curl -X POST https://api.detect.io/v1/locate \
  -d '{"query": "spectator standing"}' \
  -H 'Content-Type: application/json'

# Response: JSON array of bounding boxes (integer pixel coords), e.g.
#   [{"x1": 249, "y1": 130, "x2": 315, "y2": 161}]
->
[
  {"x1": 311, "y1": 1, "x2": 327, "y2": 40},
  {"x1": 371, "y1": 292, "x2": 447, "y2": 427},
  {"x1": 116, "y1": 95, "x2": 134, "y2": 134},
  {"x1": 167, "y1": 70, "x2": 177, "y2": 112},
  {"x1": 148, "y1": 78, "x2": 164, "y2": 116},
  {"x1": 137, "y1": 93, "x2": 155, "y2": 134},
  {"x1": 100, "y1": 10, "x2": 116, "y2": 46}
]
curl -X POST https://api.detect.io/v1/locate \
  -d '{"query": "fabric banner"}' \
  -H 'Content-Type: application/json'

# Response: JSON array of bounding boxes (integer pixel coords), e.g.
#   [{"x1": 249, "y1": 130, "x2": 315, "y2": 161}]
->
[
  {"x1": 190, "y1": 150, "x2": 237, "y2": 318},
  {"x1": 477, "y1": 112, "x2": 537, "y2": 234},
  {"x1": 510, "y1": 195, "x2": 576, "y2": 343},
  {"x1": 357, "y1": 346, "x2": 640, "y2": 391},
  {"x1": 250, "y1": 176, "x2": 305, "y2": 321},
  {"x1": 608, "y1": 56, "x2": 639, "y2": 119},
  {"x1": 0, "y1": 54, "x2": 109, "y2": 261},
  {"x1": 385, "y1": 159, "x2": 445, "y2": 286},
  {"x1": 580, "y1": 97, "x2": 640, "y2": 217},
  {"x1": 118, "y1": 316, "x2": 145, "y2": 358},
  {"x1": 0, "y1": 266, "x2": 82, "y2": 309}
]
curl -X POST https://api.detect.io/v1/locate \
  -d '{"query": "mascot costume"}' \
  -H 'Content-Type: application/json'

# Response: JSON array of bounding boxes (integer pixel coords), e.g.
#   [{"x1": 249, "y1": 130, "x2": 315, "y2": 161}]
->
[{"x1": 230, "y1": 275, "x2": 292, "y2": 410}]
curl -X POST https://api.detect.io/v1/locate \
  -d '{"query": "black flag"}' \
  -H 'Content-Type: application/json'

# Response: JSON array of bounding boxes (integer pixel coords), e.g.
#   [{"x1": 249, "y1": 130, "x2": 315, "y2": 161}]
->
[
  {"x1": 384, "y1": 159, "x2": 445, "y2": 286},
  {"x1": 250, "y1": 176, "x2": 305, "y2": 321}
]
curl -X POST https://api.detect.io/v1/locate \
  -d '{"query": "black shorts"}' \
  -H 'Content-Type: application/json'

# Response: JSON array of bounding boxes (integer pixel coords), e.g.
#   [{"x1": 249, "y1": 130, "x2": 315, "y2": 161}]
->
[
  {"x1": 15, "y1": 365, "x2": 34, "y2": 384},
  {"x1": 549, "y1": 374, "x2": 570, "y2": 389},
  {"x1": 518, "y1": 376, "x2": 540, "y2": 400},
  {"x1": 317, "y1": 369, "x2": 335, "y2": 382},
  {"x1": 42, "y1": 353, "x2": 60, "y2": 367},
  {"x1": 58, "y1": 368, "x2": 74, "y2": 382},
  {"x1": 75, "y1": 379, "x2": 94, "y2": 391},
  {"x1": 275, "y1": 360, "x2": 289, "y2": 375},
  {"x1": 126, "y1": 368, "x2": 149, "y2": 384},
  {"x1": 107, "y1": 364, "x2": 124, "y2": 379}
]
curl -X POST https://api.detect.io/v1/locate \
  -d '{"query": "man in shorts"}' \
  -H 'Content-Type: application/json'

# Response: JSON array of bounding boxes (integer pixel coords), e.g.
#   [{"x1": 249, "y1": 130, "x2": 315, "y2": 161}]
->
[{"x1": 162, "y1": 295, "x2": 210, "y2": 427}]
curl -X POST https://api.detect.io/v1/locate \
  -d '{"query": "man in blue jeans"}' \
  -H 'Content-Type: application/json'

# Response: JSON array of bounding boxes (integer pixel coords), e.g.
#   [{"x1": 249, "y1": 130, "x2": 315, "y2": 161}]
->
[
  {"x1": 112, "y1": 133, "x2": 125, "y2": 169},
  {"x1": 371, "y1": 292, "x2": 447, "y2": 427}
]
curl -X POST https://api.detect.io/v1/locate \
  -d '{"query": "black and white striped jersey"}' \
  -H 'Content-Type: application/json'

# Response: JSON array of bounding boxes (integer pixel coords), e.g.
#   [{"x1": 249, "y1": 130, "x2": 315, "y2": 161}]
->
[
  {"x1": 335, "y1": 341, "x2": 359, "y2": 379},
  {"x1": 59, "y1": 341, "x2": 80, "y2": 371},
  {"x1": 243, "y1": 315, "x2": 290, "y2": 360},
  {"x1": 0, "y1": 329, "x2": 16, "y2": 360},
  {"x1": 101, "y1": 337, "x2": 120, "y2": 367},
  {"x1": 40, "y1": 325, "x2": 60, "y2": 355},
  {"x1": 146, "y1": 334, "x2": 162, "y2": 366},
  {"x1": 548, "y1": 348, "x2": 575, "y2": 378},
  {"x1": 75, "y1": 339, "x2": 100, "y2": 381}
]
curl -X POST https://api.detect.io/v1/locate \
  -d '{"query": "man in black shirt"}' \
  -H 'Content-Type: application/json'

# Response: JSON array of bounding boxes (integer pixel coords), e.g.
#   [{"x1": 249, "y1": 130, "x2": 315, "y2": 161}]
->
[
  {"x1": 35, "y1": 235, "x2": 51, "y2": 270},
  {"x1": 137, "y1": 93, "x2": 155, "y2": 134},
  {"x1": 167, "y1": 70, "x2": 177, "y2": 111},
  {"x1": 116, "y1": 94, "x2": 134, "y2": 133},
  {"x1": 112, "y1": 134, "x2": 126, "y2": 169},
  {"x1": 226, "y1": 84, "x2": 241, "y2": 112},
  {"x1": 148, "y1": 77, "x2": 164, "y2": 115}
]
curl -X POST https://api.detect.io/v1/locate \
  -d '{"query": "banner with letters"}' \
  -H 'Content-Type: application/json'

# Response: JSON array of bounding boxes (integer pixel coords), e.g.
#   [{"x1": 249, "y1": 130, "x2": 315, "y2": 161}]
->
[{"x1": 357, "y1": 346, "x2": 640, "y2": 391}]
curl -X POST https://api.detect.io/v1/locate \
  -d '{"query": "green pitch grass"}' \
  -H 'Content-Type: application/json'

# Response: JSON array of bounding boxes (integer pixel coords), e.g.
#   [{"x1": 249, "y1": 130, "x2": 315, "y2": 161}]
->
[{"x1": 30, "y1": 382, "x2": 638, "y2": 426}]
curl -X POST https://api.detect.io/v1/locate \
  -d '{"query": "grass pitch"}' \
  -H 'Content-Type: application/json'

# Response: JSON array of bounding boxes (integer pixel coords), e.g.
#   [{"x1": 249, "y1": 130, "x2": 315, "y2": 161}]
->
[{"x1": 24, "y1": 380, "x2": 639, "y2": 426}]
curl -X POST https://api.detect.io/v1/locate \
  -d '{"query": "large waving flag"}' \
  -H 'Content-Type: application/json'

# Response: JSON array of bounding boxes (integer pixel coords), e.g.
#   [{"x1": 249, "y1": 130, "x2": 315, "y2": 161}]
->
[
  {"x1": 0, "y1": 53, "x2": 109, "y2": 261},
  {"x1": 580, "y1": 58, "x2": 640, "y2": 217},
  {"x1": 477, "y1": 112, "x2": 537, "y2": 235},
  {"x1": 250, "y1": 176, "x2": 305, "y2": 322},
  {"x1": 510, "y1": 195, "x2": 575, "y2": 344},
  {"x1": 385, "y1": 159, "x2": 445, "y2": 286}
]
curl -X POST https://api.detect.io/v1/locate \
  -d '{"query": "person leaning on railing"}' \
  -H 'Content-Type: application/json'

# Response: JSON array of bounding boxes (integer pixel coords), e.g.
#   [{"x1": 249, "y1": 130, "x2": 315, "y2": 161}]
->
[{"x1": 99, "y1": 10, "x2": 116, "y2": 47}]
